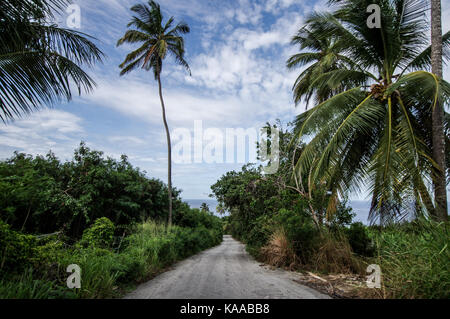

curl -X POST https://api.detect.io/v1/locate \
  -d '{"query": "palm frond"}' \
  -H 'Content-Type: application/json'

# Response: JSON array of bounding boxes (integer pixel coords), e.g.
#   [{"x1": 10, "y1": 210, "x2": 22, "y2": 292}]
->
[{"x1": 0, "y1": 0, "x2": 104, "y2": 121}]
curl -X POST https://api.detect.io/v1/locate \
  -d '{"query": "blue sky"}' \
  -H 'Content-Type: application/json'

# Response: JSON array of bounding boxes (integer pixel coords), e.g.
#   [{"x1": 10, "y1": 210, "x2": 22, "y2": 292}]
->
[{"x1": 0, "y1": 0, "x2": 449, "y2": 201}]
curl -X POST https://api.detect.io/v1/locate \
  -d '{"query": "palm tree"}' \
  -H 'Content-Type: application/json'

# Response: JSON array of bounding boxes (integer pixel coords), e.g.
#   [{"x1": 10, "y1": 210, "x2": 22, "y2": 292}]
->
[
  {"x1": 0, "y1": 0, "x2": 104, "y2": 122},
  {"x1": 117, "y1": 1, "x2": 191, "y2": 226},
  {"x1": 430, "y1": 0, "x2": 448, "y2": 221},
  {"x1": 288, "y1": 0, "x2": 450, "y2": 224},
  {"x1": 287, "y1": 22, "x2": 375, "y2": 108}
]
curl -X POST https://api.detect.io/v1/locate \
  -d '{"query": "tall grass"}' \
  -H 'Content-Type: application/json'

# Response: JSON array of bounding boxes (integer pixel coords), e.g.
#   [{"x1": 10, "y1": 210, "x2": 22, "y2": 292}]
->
[
  {"x1": 255, "y1": 218, "x2": 448, "y2": 299},
  {"x1": 259, "y1": 227, "x2": 363, "y2": 274},
  {"x1": 0, "y1": 269, "x2": 76, "y2": 299},
  {"x1": 370, "y1": 220, "x2": 449, "y2": 299},
  {"x1": 260, "y1": 228, "x2": 298, "y2": 268},
  {"x1": 0, "y1": 221, "x2": 223, "y2": 299}
]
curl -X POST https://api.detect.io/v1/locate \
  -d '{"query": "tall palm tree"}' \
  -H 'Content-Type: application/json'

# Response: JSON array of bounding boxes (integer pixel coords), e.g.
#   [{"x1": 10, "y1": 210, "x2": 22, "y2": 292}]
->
[
  {"x1": 430, "y1": 0, "x2": 448, "y2": 221},
  {"x1": 288, "y1": 0, "x2": 450, "y2": 224},
  {"x1": 117, "y1": 1, "x2": 191, "y2": 226},
  {"x1": 0, "y1": 0, "x2": 104, "y2": 122}
]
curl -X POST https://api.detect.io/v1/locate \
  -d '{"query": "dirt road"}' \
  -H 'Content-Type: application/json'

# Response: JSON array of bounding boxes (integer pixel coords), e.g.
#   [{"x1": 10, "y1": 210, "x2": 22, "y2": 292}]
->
[{"x1": 124, "y1": 235, "x2": 330, "y2": 299}]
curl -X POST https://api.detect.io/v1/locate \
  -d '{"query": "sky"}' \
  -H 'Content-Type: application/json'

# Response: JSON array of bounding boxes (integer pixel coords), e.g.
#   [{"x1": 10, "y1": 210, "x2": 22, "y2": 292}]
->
[{"x1": 0, "y1": 0, "x2": 449, "y2": 201}]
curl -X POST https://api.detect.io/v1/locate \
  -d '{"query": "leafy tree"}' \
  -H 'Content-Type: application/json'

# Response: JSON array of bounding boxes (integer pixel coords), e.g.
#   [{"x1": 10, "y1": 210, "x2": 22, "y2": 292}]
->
[
  {"x1": 0, "y1": 143, "x2": 186, "y2": 238},
  {"x1": 117, "y1": 0, "x2": 191, "y2": 226},
  {"x1": 288, "y1": 0, "x2": 450, "y2": 224},
  {"x1": 0, "y1": 0, "x2": 104, "y2": 121}
]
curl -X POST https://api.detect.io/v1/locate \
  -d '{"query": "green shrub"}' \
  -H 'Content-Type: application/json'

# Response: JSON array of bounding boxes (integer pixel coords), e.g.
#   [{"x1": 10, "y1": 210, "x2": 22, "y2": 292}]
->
[
  {"x1": 0, "y1": 219, "x2": 223, "y2": 299},
  {"x1": 245, "y1": 214, "x2": 274, "y2": 256},
  {"x1": 0, "y1": 144, "x2": 189, "y2": 239},
  {"x1": 346, "y1": 222, "x2": 374, "y2": 257},
  {"x1": 32, "y1": 239, "x2": 66, "y2": 267},
  {"x1": 272, "y1": 209, "x2": 320, "y2": 264},
  {"x1": 0, "y1": 220, "x2": 36, "y2": 273},
  {"x1": 79, "y1": 217, "x2": 115, "y2": 248}
]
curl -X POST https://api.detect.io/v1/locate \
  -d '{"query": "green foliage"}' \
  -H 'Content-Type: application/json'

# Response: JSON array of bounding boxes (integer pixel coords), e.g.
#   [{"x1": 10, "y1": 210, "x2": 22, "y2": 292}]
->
[
  {"x1": 79, "y1": 218, "x2": 115, "y2": 249},
  {"x1": 0, "y1": 269, "x2": 76, "y2": 299},
  {"x1": 0, "y1": 0, "x2": 104, "y2": 121},
  {"x1": 0, "y1": 218, "x2": 222, "y2": 299},
  {"x1": 0, "y1": 143, "x2": 187, "y2": 238},
  {"x1": 0, "y1": 141, "x2": 224, "y2": 299},
  {"x1": 370, "y1": 221, "x2": 450, "y2": 299},
  {"x1": 221, "y1": 216, "x2": 232, "y2": 235},
  {"x1": 288, "y1": 0, "x2": 450, "y2": 223},
  {"x1": 0, "y1": 220, "x2": 36, "y2": 273},
  {"x1": 345, "y1": 222, "x2": 374, "y2": 257},
  {"x1": 174, "y1": 206, "x2": 222, "y2": 230},
  {"x1": 31, "y1": 239, "x2": 65, "y2": 266},
  {"x1": 273, "y1": 209, "x2": 321, "y2": 263},
  {"x1": 328, "y1": 202, "x2": 356, "y2": 229},
  {"x1": 117, "y1": 0, "x2": 190, "y2": 78},
  {"x1": 245, "y1": 214, "x2": 274, "y2": 255},
  {"x1": 212, "y1": 141, "x2": 449, "y2": 297}
]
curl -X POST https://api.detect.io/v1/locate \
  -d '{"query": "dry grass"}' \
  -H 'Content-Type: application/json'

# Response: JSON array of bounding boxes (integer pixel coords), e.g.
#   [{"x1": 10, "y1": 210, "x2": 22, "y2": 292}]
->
[
  {"x1": 260, "y1": 228, "x2": 298, "y2": 269},
  {"x1": 260, "y1": 228, "x2": 364, "y2": 275},
  {"x1": 311, "y1": 233, "x2": 365, "y2": 274},
  {"x1": 258, "y1": 228, "x2": 384, "y2": 299}
]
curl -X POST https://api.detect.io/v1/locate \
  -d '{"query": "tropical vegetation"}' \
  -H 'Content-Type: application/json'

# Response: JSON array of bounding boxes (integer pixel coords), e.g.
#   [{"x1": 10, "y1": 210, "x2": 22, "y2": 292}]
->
[
  {"x1": 0, "y1": 144, "x2": 223, "y2": 298},
  {"x1": 213, "y1": 123, "x2": 449, "y2": 298},
  {"x1": 0, "y1": 0, "x2": 448, "y2": 300},
  {"x1": 213, "y1": 0, "x2": 449, "y2": 299},
  {"x1": 287, "y1": 0, "x2": 449, "y2": 224}
]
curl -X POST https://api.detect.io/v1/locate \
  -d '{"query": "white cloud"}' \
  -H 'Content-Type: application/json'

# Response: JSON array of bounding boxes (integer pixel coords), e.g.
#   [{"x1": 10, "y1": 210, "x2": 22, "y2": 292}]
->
[
  {"x1": 182, "y1": 11, "x2": 302, "y2": 100},
  {"x1": 82, "y1": 73, "x2": 296, "y2": 129},
  {"x1": 108, "y1": 136, "x2": 146, "y2": 145},
  {"x1": 0, "y1": 110, "x2": 84, "y2": 160}
]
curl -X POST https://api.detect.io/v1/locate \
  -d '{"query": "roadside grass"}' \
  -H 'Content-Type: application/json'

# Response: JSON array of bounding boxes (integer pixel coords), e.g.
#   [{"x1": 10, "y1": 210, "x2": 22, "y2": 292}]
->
[
  {"x1": 0, "y1": 269, "x2": 75, "y2": 299},
  {"x1": 0, "y1": 221, "x2": 223, "y2": 299},
  {"x1": 370, "y1": 220, "x2": 449, "y2": 299},
  {"x1": 246, "y1": 218, "x2": 449, "y2": 299}
]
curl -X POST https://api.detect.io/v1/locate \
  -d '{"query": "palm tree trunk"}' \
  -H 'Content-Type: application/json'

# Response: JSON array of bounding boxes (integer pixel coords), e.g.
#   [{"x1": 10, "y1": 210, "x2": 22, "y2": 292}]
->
[
  {"x1": 431, "y1": 0, "x2": 448, "y2": 221},
  {"x1": 157, "y1": 72, "x2": 173, "y2": 226}
]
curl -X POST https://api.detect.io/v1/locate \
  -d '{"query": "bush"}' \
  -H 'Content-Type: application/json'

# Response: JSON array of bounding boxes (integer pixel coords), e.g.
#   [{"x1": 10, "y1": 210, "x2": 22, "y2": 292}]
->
[
  {"x1": 261, "y1": 228, "x2": 297, "y2": 268},
  {"x1": 173, "y1": 207, "x2": 222, "y2": 230},
  {"x1": 0, "y1": 219, "x2": 223, "y2": 299},
  {"x1": 0, "y1": 144, "x2": 188, "y2": 239},
  {"x1": 272, "y1": 209, "x2": 320, "y2": 264},
  {"x1": 311, "y1": 231, "x2": 364, "y2": 274},
  {"x1": 0, "y1": 220, "x2": 36, "y2": 273},
  {"x1": 0, "y1": 269, "x2": 76, "y2": 299},
  {"x1": 79, "y1": 217, "x2": 115, "y2": 249},
  {"x1": 245, "y1": 214, "x2": 274, "y2": 255},
  {"x1": 346, "y1": 222, "x2": 374, "y2": 257}
]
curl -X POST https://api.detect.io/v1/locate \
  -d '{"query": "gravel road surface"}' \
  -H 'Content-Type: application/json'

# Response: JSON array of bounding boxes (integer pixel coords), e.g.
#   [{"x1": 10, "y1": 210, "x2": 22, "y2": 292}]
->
[{"x1": 124, "y1": 235, "x2": 330, "y2": 299}]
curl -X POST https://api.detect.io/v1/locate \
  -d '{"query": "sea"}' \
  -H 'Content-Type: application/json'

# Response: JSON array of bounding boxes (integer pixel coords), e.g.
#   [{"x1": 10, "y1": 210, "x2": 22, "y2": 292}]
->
[{"x1": 185, "y1": 199, "x2": 450, "y2": 225}]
